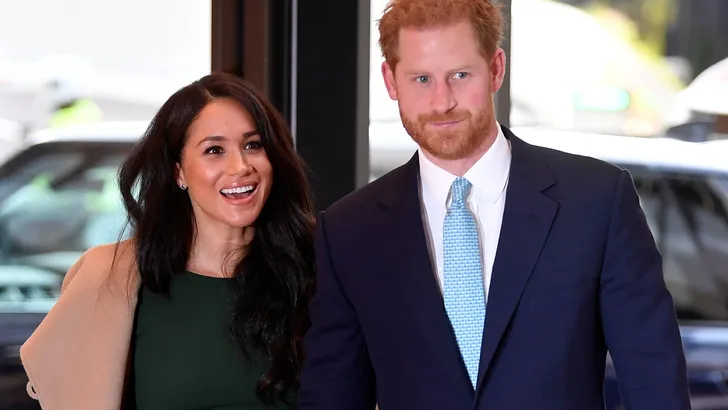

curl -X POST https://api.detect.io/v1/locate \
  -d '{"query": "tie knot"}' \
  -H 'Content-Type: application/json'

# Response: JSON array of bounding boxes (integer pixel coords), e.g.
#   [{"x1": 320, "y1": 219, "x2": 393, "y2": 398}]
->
[{"x1": 449, "y1": 177, "x2": 472, "y2": 206}]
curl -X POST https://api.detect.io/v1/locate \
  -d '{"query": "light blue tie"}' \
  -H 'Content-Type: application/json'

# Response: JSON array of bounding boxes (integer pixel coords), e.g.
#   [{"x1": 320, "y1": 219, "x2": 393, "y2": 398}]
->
[{"x1": 443, "y1": 176, "x2": 486, "y2": 388}]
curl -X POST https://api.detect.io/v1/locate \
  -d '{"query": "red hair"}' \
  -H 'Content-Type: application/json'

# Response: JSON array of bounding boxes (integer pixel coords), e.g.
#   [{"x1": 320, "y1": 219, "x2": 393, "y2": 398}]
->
[{"x1": 377, "y1": 0, "x2": 504, "y2": 70}]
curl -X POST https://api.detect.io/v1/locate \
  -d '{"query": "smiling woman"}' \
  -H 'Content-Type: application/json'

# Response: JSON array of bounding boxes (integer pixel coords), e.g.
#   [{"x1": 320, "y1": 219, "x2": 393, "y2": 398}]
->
[
  {"x1": 120, "y1": 73, "x2": 315, "y2": 409},
  {"x1": 176, "y1": 97, "x2": 274, "y2": 241},
  {"x1": 18, "y1": 72, "x2": 316, "y2": 410}
]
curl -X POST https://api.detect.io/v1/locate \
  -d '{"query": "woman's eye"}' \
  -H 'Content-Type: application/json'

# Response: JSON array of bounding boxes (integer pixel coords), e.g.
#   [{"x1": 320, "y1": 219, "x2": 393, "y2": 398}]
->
[
  {"x1": 204, "y1": 146, "x2": 223, "y2": 155},
  {"x1": 245, "y1": 141, "x2": 263, "y2": 150}
]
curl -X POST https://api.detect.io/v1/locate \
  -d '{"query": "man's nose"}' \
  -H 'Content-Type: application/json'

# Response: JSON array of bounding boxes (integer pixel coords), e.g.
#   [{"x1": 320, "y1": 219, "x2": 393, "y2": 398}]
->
[{"x1": 431, "y1": 81, "x2": 456, "y2": 113}]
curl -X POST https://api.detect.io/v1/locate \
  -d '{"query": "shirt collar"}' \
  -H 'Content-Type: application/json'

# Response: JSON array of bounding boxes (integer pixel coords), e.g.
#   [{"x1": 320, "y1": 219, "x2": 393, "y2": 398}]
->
[{"x1": 418, "y1": 123, "x2": 511, "y2": 207}]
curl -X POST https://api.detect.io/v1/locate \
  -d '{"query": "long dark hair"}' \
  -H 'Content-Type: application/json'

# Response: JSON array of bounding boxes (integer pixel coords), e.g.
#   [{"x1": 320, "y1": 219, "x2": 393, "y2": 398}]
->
[{"x1": 117, "y1": 72, "x2": 316, "y2": 404}]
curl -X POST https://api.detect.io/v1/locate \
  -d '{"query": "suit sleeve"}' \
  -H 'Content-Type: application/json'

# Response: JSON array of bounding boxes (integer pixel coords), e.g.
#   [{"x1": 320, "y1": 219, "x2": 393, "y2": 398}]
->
[
  {"x1": 298, "y1": 211, "x2": 377, "y2": 410},
  {"x1": 599, "y1": 170, "x2": 690, "y2": 410}
]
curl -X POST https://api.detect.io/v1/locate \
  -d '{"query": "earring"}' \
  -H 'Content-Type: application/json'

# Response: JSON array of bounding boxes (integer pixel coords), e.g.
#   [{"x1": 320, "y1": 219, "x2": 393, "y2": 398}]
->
[{"x1": 179, "y1": 184, "x2": 187, "y2": 190}]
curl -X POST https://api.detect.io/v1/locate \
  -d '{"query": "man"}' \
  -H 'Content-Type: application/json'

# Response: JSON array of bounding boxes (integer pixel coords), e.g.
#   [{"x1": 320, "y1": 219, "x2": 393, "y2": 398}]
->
[{"x1": 299, "y1": 0, "x2": 690, "y2": 409}]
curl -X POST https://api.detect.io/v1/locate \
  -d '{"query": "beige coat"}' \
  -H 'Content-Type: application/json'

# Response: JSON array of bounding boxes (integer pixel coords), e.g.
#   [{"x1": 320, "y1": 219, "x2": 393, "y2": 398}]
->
[{"x1": 19, "y1": 240, "x2": 140, "y2": 410}]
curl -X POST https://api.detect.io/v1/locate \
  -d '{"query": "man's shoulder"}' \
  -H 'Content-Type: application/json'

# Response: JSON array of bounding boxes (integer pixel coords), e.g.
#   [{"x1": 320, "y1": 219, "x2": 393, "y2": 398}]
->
[
  {"x1": 323, "y1": 164, "x2": 409, "y2": 221},
  {"x1": 508, "y1": 135, "x2": 631, "y2": 211},
  {"x1": 525, "y1": 140, "x2": 625, "y2": 185}
]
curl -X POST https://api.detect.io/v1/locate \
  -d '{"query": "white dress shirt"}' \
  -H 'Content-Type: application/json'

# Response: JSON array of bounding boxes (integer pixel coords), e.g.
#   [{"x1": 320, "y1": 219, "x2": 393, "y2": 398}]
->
[{"x1": 418, "y1": 125, "x2": 512, "y2": 299}]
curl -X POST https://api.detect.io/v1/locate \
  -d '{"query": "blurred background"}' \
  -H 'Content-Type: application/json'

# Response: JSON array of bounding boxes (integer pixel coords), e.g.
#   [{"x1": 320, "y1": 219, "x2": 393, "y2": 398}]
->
[{"x1": 0, "y1": 0, "x2": 727, "y2": 409}]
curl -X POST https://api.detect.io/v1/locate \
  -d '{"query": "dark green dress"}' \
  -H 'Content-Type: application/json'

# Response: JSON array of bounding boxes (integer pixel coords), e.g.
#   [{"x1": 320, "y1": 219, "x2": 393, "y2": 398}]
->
[{"x1": 130, "y1": 271, "x2": 296, "y2": 410}]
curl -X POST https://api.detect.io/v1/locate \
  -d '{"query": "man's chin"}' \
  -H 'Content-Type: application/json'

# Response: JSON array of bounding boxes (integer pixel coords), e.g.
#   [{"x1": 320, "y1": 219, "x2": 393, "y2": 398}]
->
[
  {"x1": 417, "y1": 131, "x2": 494, "y2": 162},
  {"x1": 429, "y1": 149, "x2": 471, "y2": 161},
  {"x1": 418, "y1": 142, "x2": 470, "y2": 161}
]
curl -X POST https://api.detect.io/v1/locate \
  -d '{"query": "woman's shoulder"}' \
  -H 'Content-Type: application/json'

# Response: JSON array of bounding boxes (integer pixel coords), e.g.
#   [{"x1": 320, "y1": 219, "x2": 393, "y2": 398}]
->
[
  {"x1": 62, "y1": 239, "x2": 137, "y2": 292},
  {"x1": 83, "y1": 238, "x2": 136, "y2": 265}
]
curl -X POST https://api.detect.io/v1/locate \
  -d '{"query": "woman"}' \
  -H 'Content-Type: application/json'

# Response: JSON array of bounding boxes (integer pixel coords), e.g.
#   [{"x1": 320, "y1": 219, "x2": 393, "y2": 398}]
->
[{"x1": 19, "y1": 72, "x2": 316, "y2": 409}]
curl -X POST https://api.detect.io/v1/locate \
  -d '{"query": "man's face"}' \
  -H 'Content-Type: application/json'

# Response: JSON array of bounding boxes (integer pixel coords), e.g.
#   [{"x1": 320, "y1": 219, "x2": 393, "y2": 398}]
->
[{"x1": 382, "y1": 20, "x2": 504, "y2": 160}]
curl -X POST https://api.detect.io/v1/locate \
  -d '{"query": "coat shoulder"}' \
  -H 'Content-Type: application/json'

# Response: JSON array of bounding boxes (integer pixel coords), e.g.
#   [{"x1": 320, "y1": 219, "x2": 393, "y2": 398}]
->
[{"x1": 62, "y1": 239, "x2": 137, "y2": 293}]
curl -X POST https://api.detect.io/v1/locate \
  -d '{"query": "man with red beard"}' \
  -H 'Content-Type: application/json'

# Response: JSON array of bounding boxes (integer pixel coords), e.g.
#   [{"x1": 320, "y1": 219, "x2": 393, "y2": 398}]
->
[{"x1": 299, "y1": 0, "x2": 690, "y2": 409}]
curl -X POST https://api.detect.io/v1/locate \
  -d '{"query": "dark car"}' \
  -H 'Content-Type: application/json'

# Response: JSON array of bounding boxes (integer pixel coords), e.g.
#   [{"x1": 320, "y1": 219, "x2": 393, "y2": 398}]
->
[{"x1": 0, "y1": 121, "x2": 144, "y2": 409}]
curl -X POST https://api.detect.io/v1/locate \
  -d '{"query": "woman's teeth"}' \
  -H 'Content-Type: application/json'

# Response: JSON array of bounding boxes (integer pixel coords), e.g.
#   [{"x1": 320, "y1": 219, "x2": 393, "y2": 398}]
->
[
  {"x1": 220, "y1": 185, "x2": 257, "y2": 200},
  {"x1": 221, "y1": 185, "x2": 256, "y2": 195}
]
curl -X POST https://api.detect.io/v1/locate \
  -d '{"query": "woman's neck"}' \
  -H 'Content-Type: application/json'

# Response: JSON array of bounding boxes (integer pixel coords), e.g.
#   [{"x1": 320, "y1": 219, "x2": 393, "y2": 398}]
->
[{"x1": 187, "y1": 222, "x2": 254, "y2": 278}]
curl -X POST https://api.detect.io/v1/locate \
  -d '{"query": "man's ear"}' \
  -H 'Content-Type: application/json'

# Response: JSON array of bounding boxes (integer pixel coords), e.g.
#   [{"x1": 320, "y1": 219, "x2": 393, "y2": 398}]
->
[
  {"x1": 490, "y1": 48, "x2": 506, "y2": 93},
  {"x1": 382, "y1": 61, "x2": 399, "y2": 101}
]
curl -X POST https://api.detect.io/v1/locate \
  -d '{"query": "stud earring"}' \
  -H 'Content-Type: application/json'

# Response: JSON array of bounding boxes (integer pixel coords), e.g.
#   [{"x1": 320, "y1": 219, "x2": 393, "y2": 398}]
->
[{"x1": 179, "y1": 184, "x2": 187, "y2": 190}]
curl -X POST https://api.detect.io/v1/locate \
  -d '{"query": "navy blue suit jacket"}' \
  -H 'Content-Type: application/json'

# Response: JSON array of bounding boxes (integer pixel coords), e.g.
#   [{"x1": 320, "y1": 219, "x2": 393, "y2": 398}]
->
[{"x1": 299, "y1": 126, "x2": 690, "y2": 410}]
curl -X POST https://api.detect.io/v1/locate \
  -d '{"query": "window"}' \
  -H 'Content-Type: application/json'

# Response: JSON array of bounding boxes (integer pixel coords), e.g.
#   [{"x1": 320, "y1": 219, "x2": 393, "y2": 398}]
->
[
  {"x1": 0, "y1": 0, "x2": 211, "y2": 136},
  {"x1": 0, "y1": 142, "x2": 134, "y2": 273},
  {"x1": 0, "y1": 0, "x2": 210, "y2": 316}
]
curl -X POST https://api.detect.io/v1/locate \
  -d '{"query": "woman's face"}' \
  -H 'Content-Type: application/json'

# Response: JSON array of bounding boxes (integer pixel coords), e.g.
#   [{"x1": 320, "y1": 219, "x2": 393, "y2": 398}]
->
[{"x1": 177, "y1": 98, "x2": 273, "y2": 232}]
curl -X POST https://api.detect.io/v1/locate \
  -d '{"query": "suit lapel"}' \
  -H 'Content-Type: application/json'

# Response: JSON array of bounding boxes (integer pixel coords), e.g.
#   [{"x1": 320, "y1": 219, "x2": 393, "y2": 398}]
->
[
  {"x1": 475, "y1": 127, "x2": 559, "y2": 396},
  {"x1": 377, "y1": 155, "x2": 473, "y2": 388}
]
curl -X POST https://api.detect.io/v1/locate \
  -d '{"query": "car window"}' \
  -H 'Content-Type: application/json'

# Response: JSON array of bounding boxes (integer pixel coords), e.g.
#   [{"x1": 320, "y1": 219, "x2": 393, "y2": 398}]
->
[
  {"x1": 0, "y1": 152, "x2": 85, "y2": 201},
  {"x1": 0, "y1": 141, "x2": 133, "y2": 312},
  {"x1": 631, "y1": 170, "x2": 728, "y2": 322}
]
